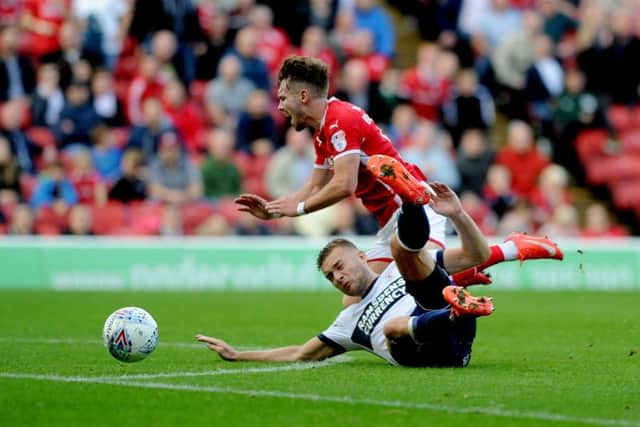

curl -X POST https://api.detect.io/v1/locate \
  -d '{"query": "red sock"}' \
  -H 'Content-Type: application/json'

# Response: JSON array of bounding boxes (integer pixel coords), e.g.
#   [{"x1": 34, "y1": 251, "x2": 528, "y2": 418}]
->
[{"x1": 476, "y1": 245, "x2": 506, "y2": 270}]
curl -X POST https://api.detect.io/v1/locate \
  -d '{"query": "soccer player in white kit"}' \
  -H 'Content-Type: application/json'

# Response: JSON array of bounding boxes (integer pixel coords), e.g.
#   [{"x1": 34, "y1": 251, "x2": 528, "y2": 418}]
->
[{"x1": 197, "y1": 183, "x2": 495, "y2": 367}]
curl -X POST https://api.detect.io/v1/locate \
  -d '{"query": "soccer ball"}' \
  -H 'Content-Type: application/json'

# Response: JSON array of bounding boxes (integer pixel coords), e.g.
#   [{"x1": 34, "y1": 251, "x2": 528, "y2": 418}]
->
[{"x1": 102, "y1": 307, "x2": 158, "y2": 362}]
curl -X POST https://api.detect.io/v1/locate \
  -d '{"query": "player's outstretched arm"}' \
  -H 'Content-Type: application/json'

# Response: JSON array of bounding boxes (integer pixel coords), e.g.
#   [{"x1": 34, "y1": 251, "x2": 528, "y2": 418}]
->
[
  {"x1": 195, "y1": 335, "x2": 338, "y2": 362},
  {"x1": 429, "y1": 182, "x2": 490, "y2": 273},
  {"x1": 234, "y1": 194, "x2": 280, "y2": 220}
]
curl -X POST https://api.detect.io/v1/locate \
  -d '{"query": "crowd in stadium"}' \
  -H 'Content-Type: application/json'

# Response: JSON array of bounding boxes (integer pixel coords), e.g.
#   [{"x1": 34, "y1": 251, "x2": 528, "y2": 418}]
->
[{"x1": 0, "y1": 0, "x2": 637, "y2": 237}]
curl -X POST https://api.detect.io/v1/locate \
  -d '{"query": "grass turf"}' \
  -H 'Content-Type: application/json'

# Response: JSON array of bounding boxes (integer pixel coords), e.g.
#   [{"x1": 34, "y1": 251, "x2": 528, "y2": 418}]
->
[{"x1": 0, "y1": 290, "x2": 638, "y2": 427}]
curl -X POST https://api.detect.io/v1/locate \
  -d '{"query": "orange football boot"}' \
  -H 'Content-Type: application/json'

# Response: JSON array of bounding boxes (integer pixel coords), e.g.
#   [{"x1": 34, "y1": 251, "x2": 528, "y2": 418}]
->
[
  {"x1": 443, "y1": 285, "x2": 495, "y2": 317},
  {"x1": 504, "y1": 233, "x2": 564, "y2": 262},
  {"x1": 367, "y1": 154, "x2": 432, "y2": 205}
]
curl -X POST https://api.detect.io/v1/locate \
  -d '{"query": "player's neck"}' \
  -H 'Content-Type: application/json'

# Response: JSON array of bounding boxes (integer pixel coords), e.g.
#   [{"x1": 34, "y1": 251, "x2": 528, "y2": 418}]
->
[{"x1": 306, "y1": 98, "x2": 328, "y2": 131}]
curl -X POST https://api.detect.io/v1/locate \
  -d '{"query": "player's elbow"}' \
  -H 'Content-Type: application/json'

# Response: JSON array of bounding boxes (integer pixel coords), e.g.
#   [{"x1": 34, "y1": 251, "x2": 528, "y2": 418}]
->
[{"x1": 334, "y1": 177, "x2": 357, "y2": 198}]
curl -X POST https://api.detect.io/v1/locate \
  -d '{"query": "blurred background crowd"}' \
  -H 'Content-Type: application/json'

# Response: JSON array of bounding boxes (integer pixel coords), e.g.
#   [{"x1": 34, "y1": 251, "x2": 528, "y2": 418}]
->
[{"x1": 0, "y1": 0, "x2": 637, "y2": 238}]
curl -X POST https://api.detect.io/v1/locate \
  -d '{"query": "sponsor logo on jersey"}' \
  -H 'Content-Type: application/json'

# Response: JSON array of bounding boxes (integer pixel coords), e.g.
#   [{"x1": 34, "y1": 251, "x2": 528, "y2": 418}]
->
[
  {"x1": 331, "y1": 130, "x2": 347, "y2": 152},
  {"x1": 351, "y1": 277, "x2": 407, "y2": 349}
]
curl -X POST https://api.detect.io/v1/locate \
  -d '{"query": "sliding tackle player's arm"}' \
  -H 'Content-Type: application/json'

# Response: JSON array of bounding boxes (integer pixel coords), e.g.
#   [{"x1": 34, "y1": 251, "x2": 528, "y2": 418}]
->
[{"x1": 195, "y1": 334, "x2": 339, "y2": 362}]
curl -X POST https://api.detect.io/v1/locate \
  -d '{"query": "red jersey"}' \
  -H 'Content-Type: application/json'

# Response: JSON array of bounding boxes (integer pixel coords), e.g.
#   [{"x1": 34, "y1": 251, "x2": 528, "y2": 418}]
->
[
  {"x1": 313, "y1": 98, "x2": 426, "y2": 226},
  {"x1": 398, "y1": 68, "x2": 451, "y2": 121}
]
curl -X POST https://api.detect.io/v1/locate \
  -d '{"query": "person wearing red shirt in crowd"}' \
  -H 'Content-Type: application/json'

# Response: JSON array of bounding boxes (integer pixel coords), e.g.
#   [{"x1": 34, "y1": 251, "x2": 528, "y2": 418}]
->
[
  {"x1": 247, "y1": 4, "x2": 291, "y2": 77},
  {"x1": 20, "y1": 0, "x2": 70, "y2": 58},
  {"x1": 68, "y1": 148, "x2": 107, "y2": 205},
  {"x1": 495, "y1": 120, "x2": 551, "y2": 196},
  {"x1": 126, "y1": 54, "x2": 166, "y2": 125},
  {"x1": 580, "y1": 203, "x2": 629, "y2": 238},
  {"x1": 397, "y1": 43, "x2": 453, "y2": 121},
  {"x1": 350, "y1": 29, "x2": 390, "y2": 84},
  {"x1": 0, "y1": 0, "x2": 24, "y2": 26},
  {"x1": 294, "y1": 26, "x2": 340, "y2": 93},
  {"x1": 161, "y1": 79, "x2": 205, "y2": 153}
]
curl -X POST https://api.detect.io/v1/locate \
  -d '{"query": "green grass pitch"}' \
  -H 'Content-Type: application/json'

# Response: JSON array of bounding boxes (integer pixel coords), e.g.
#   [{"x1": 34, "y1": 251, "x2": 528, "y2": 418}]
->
[{"x1": 0, "y1": 290, "x2": 638, "y2": 427}]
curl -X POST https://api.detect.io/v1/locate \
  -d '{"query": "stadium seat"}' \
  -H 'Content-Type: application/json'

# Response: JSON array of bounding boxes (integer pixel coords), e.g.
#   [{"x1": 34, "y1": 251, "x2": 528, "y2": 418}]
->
[
  {"x1": 611, "y1": 180, "x2": 640, "y2": 209},
  {"x1": 19, "y1": 175, "x2": 38, "y2": 201},
  {"x1": 575, "y1": 129, "x2": 608, "y2": 161},
  {"x1": 620, "y1": 129, "x2": 640, "y2": 154},
  {"x1": 26, "y1": 127, "x2": 56, "y2": 148},
  {"x1": 608, "y1": 105, "x2": 635, "y2": 132},
  {"x1": 91, "y1": 202, "x2": 127, "y2": 235},
  {"x1": 34, "y1": 206, "x2": 67, "y2": 235},
  {"x1": 128, "y1": 202, "x2": 163, "y2": 235},
  {"x1": 215, "y1": 197, "x2": 242, "y2": 225},
  {"x1": 181, "y1": 201, "x2": 215, "y2": 235}
]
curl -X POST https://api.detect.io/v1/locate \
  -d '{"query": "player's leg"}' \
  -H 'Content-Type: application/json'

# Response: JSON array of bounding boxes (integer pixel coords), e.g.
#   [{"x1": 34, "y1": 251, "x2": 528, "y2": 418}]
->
[
  {"x1": 391, "y1": 201, "x2": 451, "y2": 310},
  {"x1": 450, "y1": 233, "x2": 564, "y2": 286}
]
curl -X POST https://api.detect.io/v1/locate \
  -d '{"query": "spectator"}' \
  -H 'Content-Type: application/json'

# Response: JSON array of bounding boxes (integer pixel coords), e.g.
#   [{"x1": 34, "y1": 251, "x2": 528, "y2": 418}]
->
[
  {"x1": 266, "y1": 127, "x2": 315, "y2": 199},
  {"x1": 328, "y1": 8, "x2": 358, "y2": 62},
  {"x1": 349, "y1": 29, "x2": 390, "y2": 83},
  {"x1": 226, "y1": 27, "x2": 271, "y2": 91},
  {"x1": 483, "y1": 164, "x2": 517, "y2": 219},
  {"x1": 91, "y1": 69, "x2": 126, "y2": 126},
  {"x1": 235, "y1": 212, "x2": 272, "y2": 236},
  {"x1": 495, "y1": 120, "x2": 550, "y2": 196},
  {"x1": 0, "y1": 135, "x2": 22, "y2": 204},
  {"x1": 456, "y1": 129, "x2": 494, "y2": 196},
  {"x1": 71, "y1": 0, "x2": 131, "y2": 69},
  {"x1": 126, "y1": 54, "x2": 166, "y2": 125},
  {"x1": 538, "y1": 0, "x2": 576, "y2": 44},
  {"x1": 7, "y1": 204, "x2": 35, "y2": 235},
  {"x1": 195, "y1": 12, "x2": 236, "y2": 81},
  {"x1": 524, "y1": 33, "x2": 564, "y2": 132},
  {"x1": 247, "y1": 4, "x2": 291, "y2": 76},
  {"x1": 443, "y1": 69, "x2": 495, "y2": 145},
  {"x1": 295, "y1": 26, "x2": 340, "y2": 92},
  {"x1": 30, "y1": 63, "x2": 65, "y2": 127},
  {"x1": 19, "y1": 0, "x2": 70, "y2": 58},
  {"x1": 602, "y1": 11, "x2": 640, "y2": 105},
  {"x1": 90, "y1": 125, "x2": 122, "y2": 183},
  {"x1": 159, "y1": 203, "x2": 183, "y2": 236},
  {"x1": 400, "y1": 120, "x2": 460, "y2": 190},
  {"x1": 398, "y1": 43, "x2": 453, "y2": 121},
  {"x1": 538, "y1": 204, "x2": 580, "y2": 237},
  {"x1": 68, "y1": 148, "x2": 107, "y2": 205},
  {"x1": 496, "y1": 198, "x2": 535, "y2": 235},
  {"x1": 161, "y1": 79, "x2": 205, "y2": 153},
  {"x1": 491, "y1": 9, "x2": 542, "y2": 119},
  {"x1": 201, "y1": 128, "x2": 243, "y2": 199},
  {"x1": 127, "y1": 97, "x2": 174, "y2": 161},
  {"x1": 150, "y1": 30, "x2": 183, "y2": 84},
  {"x1": 30, "y1": 161, "x2": 78, "y2": 211},
  {"x1": 0, "y1": 25, "x2": 36, "y2": 101},
  {"x1": 55, "y1": 80, "x2": 102, "y2": 149},
  {"x1": 63, "y1": 204, "x2": 94, "y2": 235},
  {"x1": 41, "y1": 20, "x2": 103, "y2": 90},
  {"x1": 335, "y1": 59, "x2": 373, "y2": 114},
  {"x1": 1, "y1": 100, "x2": 46, "y2": 175},
  {"x1": 474, "y1": 0, "x2": 522, "y2": 49},
  {"x1": 459, "y1": 191, "x2": 497, "y2": 236},
  {"x1": 148, "y1": 132, "x2": 203, "y2": 204},
  {"x1": 108, "y1": 149, "x2": 147, "y2": 204},
  {"x1": 580, "y1": 203, "x2": 628, "y2": 238},
  {"x1": 353, "y1": 0, "x2": 395, "y2": 58},
  {"x1": 236, "y1": 89, "x2": 277, "y2": 153},
  {"x1": 529, "y1": 163, "x2": 572, "y2": 225},
  {"x1": 386, "y1": 104, "x2": 418, "y2": 148},
  {"x1": 195, "y1": 213, "x2": 231, "y2": 236},
  {"x1": 205, "y1": 54, "x2": 255, "y2": 128}
]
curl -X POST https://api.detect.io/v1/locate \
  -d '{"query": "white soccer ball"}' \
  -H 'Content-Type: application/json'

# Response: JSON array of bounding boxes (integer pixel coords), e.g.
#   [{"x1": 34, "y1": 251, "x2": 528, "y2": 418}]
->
[{"x1": 102, "y1": 307, "x2": 158, "y2": 362}]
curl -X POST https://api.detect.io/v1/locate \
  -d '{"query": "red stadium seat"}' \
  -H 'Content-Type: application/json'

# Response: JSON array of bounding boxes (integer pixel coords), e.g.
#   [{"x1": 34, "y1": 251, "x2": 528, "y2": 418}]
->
[
  {"x1": 181, "y1": 201, "x2": 215, "y2": 235},
  {"x1": 91, "y1": 202, "x2": 127, "y2": 235},
  {"x1": 575, "y1": 129, "x2": 608, "y2": 161},
  {"x1": 608, "y1": 105, "x2": 634, "y2": 132},
  {"x1": 19, "y1": 174, "x2": 38, "y2": 201},
  {"x1": 34, "y1": 206, "x2": 67, "y2": 235},
  {"x1": 189, "y1": 80, "x2": 208, "y2": 107},
  {"x1": 216, "y1": 197, "x2": 242, "y2": 225},
  {"x1": 128, "y1": 202, "x2": 163, "y2": 235},
  {"x1": 611, "y1": 180, "x2": 640, "y2": 209},
  {"x1": 620, "y1": 129, "x2": 640, "y2": 154},
  {"x1": 26, "y1": 127, "x2": 56, "y2": 147}
]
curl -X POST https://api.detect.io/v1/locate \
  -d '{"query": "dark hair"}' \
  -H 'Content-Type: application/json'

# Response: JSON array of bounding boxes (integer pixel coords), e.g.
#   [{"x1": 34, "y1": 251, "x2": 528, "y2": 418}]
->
[
  {"x1": 278, "y1": 56, "x2": 329, "y2": 97},
  {"x1": 316, "y1": 238, "x2": 359, "y2": 271}
]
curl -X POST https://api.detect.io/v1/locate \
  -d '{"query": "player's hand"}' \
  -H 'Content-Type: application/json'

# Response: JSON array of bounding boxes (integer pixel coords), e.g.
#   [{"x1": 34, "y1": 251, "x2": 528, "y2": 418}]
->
[
  {"x1": 428, "y1": 182, "x2": 462, "y2": 217},
  {"x1": 195, "y1": 334, "x2": 238, "y2": 361},
  {"x1": 234, "y1": 194, "x2": 279, "y2": 220},
  {"x1": 265, "y1": 196, "x2": 299, "y2": 217}
]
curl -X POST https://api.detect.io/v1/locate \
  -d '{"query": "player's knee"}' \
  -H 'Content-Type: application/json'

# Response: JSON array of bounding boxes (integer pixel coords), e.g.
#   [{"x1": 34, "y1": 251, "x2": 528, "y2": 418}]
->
[{"x1": 383, "y1": 317, "x2": 410, "y2": 340}]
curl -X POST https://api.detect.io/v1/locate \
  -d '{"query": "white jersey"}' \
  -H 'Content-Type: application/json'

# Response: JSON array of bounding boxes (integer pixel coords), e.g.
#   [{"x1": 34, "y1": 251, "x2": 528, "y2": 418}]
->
[{"x1": 318, "y1": 262, "x2": 418, "y2": 365}]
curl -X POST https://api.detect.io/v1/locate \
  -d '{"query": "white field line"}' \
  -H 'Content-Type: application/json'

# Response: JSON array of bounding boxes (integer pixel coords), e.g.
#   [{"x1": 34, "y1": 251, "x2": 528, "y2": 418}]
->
[
  {"x1": 0, "y1": 337, "x2": 207, "y2": 349},
  {"x1": 0, "y1": 372, "x2": 638, "y2": 427}
]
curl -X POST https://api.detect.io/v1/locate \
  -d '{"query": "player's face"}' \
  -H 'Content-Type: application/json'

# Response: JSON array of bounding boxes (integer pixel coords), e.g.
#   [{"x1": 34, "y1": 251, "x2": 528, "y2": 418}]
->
[
  {"x1": 321, "y1": 246, "x2": 371, "y2": 296},
  {"x1": 277, "y1": 80, "x2": 306, "y2": 131}
]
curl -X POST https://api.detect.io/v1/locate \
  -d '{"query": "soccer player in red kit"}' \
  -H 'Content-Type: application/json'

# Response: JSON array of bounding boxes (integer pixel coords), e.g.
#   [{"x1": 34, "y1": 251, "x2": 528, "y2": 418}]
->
[{"x1": 236, "y1": 56, "x2": 562, "y2": 285}]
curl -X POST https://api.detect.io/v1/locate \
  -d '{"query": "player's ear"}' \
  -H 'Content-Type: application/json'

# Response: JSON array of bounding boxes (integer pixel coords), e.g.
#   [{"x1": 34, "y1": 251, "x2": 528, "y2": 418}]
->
[{"x1": 299, "y1": 88, "x2": 310, "y2": 103}]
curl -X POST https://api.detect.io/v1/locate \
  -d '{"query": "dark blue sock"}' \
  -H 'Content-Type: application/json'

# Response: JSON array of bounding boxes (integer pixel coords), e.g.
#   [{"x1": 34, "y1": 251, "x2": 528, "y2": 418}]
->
[{"x1": 397, "y1": 202, "x2": 430, "y2": 250}]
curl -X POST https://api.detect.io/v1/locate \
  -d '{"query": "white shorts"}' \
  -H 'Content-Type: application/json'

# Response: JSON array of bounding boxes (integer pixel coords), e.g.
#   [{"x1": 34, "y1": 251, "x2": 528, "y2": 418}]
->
[{"x1": 366, "y1": 204, "x2": 447, "y2": 262}]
